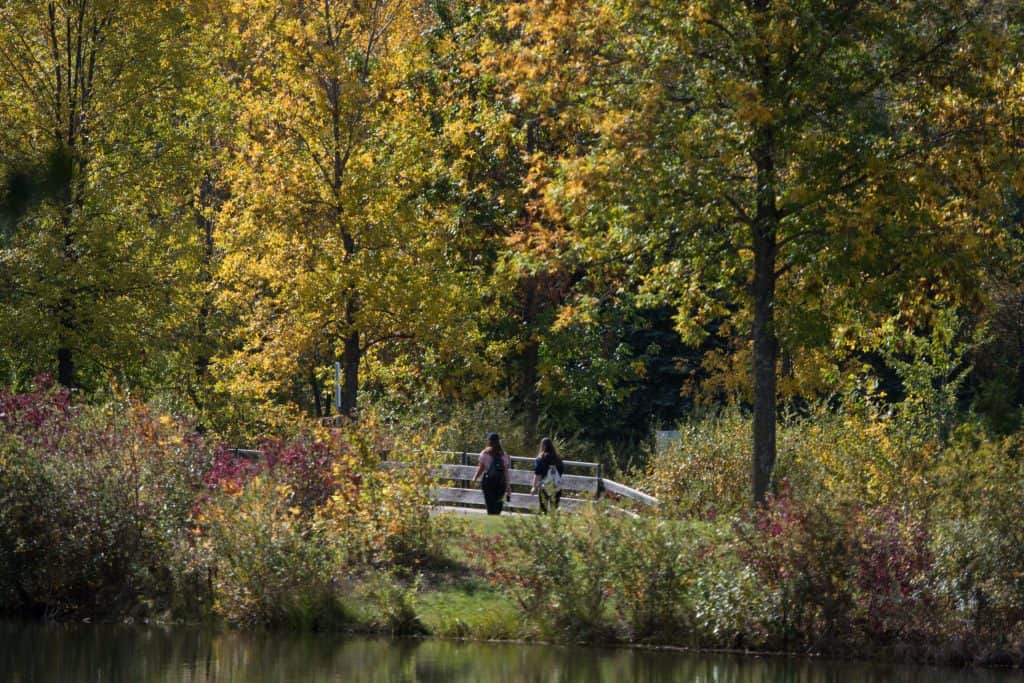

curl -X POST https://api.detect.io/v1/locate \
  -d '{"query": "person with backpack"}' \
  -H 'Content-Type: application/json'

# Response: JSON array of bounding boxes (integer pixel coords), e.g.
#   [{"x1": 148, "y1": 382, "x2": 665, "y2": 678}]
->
[
  {"x1": 530, "y1": 437, "x2": 564, "y2": 513},
  {"x1": 472, "y1": 432, "x2": 512, "y2": 515}
]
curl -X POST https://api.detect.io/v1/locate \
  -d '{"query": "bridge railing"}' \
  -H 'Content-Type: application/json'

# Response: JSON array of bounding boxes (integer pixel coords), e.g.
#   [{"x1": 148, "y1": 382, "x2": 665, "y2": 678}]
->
[
  {"x1": 227, "y1": 446, "x2": 658, "y2": 513},
  {"x1": 423, "y1": 450, "x2": 658, "y2": 514}
]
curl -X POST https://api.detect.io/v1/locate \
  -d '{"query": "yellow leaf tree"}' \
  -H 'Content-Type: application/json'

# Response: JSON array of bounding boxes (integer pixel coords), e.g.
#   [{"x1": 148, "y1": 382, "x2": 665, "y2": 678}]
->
[{"x1": 214, "y1": 0, "x2": 469, "y2": 417}]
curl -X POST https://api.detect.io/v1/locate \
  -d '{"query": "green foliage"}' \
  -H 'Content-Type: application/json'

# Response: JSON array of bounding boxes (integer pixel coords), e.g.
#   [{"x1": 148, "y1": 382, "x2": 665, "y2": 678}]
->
[
  {"x1": 643, "y1": 409, "x2": 750, "y2": 520},
  {"x1": 0, "y1": 0, "x2": 215, "y2": 392},
  {"x1": 930, "y1": 428, "x2": 1024, "y2": 647},
  {"x1": 553, "y1": 0, "x2": 1020, "y2": 500},
  {"x1": 432, "y1": 396, "x2": 530, "y2": 456},
  {"x1": 603, "y1": 517, "x2": 699, "y2": 642},
  {"x1": 493, "y1": 509, "x2": 621, "y2": 642},
  {"x1": 354, "y1": 573, "x2": 427, "y2": 636},
  {"x1": 877, "y1": 307, "x2": 982, "y2": 445}
]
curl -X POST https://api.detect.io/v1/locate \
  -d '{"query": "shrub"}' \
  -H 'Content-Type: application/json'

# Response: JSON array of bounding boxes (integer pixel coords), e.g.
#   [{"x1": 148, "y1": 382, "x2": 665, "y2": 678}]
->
[
  {"x1": 490, "y1": 509, "x2": 620, "y2": 642},
  {"x1": 604, "y1": 517, "x2": 701, "y2": 642},
  {"x1": 642, "y1": 409, "x2": 750, "y2": 519},
  {"x1": 734, "y1": 492, "x2": 938, "y2": 653},
  {"x1": 434, "y1": 396, "x2": 530, "y2": 457},
  {"x1": 929, "y1": 429, "x2": 1024, "y2": 651},
  {"x1": 776, "y1": 404, "x2": 935, "y2": 508},
  {"x1": 0, "y1": 380, "x2": 215, "y2": 618},
  {"x1": 318, "y1": 450, "x2": 451, "y2": 571},
  {"x1": 355, "y1": 572, "x2": 427, "y2": 636},
  {"x1": 487, "y1": 509, "x2": 771, "y2": 647},
  {"x1": 204, "y1": 431, "x2": 340, "y2": 510},
  {"x1": 201, "y1": 475, "x2": 347, "y2": 629},
  {"x1": 687, "y1": 541, "x2": 773, "y2": 649},
  {"x1": 199, "y1": 419, "x2": 455, "y2": 626}
]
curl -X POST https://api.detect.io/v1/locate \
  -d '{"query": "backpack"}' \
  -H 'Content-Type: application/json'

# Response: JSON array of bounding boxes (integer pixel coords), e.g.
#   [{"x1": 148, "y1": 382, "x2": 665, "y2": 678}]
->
[
  {"x1": 481, "y1": 452, "x2": 506, "y2": 493},
  {"x1": 540, "y1": 459, "x2": 562, "y2": 496}
]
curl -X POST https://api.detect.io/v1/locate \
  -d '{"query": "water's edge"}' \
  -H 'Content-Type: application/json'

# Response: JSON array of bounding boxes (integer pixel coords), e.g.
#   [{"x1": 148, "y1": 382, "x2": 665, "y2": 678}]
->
[{"x1": 3, "y1": 618, "x2": 1023, "y2": 682}]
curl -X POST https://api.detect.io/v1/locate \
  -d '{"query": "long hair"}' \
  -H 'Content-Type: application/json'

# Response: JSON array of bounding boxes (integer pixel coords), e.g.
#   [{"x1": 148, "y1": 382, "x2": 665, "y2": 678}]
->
[
  {"x1": 538, "y1": 437, "x2": 560, "y2": 463},
  {"x1": 486, "y1": 432, "x2": 504, "y2": 457}
]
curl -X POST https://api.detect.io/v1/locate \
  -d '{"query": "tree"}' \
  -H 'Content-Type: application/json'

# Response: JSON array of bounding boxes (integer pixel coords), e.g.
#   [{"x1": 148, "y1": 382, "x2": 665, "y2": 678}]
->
[
  {"x1": 430, "y1": 0, "x2": 639, "y2": 445},
  {"x1": 0, "y1": 0, "x2": 197, "y2": 390},
  {"x1": 214, "y1": 0, "x2": 469, "y2": 418},
  {"x1": 556, "y1": 0, "x2": 1018, "y2": 501}
]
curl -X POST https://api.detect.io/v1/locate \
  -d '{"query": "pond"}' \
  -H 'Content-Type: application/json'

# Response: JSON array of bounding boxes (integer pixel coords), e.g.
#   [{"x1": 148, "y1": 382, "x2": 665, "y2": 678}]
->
[{"x1": 2, "y1": 619, "x2": 1023, "y2": 682}]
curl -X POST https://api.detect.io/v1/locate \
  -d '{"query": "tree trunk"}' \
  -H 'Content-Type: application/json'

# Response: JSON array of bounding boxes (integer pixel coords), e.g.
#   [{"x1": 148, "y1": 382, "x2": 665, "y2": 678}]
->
[
  {"x1": 751, "y1": 125, "x2": 779, "y2": 505},
  {"x1": 190, "y1": 172, "x2": 218, "y2": 409},
  {"x1": 47, "y1": 1, "x2": 101, "y2": 391},
  {"x1": 57, "y1": 344, "x2": 75, "y2": 389},
  {"x1": 519, "y1": 280, "x2": 541, "y2": 447},
  {"x1": 340, "y1": 329, "x2": 360, "y2": 418},
  {"x1": 56, "y1": 194, "x2": 77, "y2": 389},
  {"x1": 522, "y1": 339, "x2": 539, "y2": 447},
  {"x1": 751, "y1": 237, "x2": 778, "y2": 504},
  {"x1": 310, "y1": 367, "x2": 325, "y2": 418}
]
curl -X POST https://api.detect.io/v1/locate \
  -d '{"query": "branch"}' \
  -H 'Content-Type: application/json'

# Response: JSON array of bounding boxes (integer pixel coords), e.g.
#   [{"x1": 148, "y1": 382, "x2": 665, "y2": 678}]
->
[{"x1": 722, "y1": 193, "x2": 754, "y2": 226}]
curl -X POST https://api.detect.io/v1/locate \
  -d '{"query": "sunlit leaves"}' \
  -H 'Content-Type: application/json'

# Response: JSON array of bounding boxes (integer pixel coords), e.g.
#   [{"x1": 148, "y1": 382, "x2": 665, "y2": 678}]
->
[
  {"x1": 558, "y1": 0, "x2": 1018, "y2": 398},
  {"x1": 0, "y1": 0, "x2": 206, "y2": 390},
  {"x1": 213, "y1": 1, "x2": 472, "y2": 415}
]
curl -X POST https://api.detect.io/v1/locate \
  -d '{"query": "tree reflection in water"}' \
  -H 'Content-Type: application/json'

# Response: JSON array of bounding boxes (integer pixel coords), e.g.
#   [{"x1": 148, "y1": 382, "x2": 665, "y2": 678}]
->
[{"x1": 2, "y1": 620, "x2": 1021, "y2": 682}]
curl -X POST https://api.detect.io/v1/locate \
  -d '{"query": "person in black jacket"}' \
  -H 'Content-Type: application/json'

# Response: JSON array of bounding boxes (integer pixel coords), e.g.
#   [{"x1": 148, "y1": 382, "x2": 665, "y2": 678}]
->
[
  {"x1": 531, "y1": 437, "x2": 564, "y2": 513},
  {"x1": 472, "y1": 432, "x2": 511, "y2": 514}
]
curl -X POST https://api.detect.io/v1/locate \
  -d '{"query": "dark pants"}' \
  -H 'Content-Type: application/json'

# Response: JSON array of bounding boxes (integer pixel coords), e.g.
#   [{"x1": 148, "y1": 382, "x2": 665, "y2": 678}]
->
[
  {"x1": 539, "y1": 488, "x2": 561, "y2": 513},
  {"x1": 483, "y1": 486, "x2": 505, "y2": 515}
]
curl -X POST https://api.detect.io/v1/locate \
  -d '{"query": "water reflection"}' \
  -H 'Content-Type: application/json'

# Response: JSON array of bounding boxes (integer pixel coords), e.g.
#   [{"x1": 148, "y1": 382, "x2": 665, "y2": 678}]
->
[{"x1": 2, "y1": 620, "x2": 1022, "y2": 682}]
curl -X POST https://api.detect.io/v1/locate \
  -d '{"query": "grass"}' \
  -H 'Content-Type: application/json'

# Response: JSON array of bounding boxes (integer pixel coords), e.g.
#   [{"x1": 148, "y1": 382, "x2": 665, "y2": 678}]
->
[
  {"x1": 415, "y1": 581, "x2": 521, "y2": 639},
  {"x1": 456, "y1": 511, "x2": 521, "y2": 535},
  {"x1": 439, "y1": 511, "x2": 520, "y2": 562},
  {"x1": 413, "y1": 511, "x2": 526, "y2": 639}
]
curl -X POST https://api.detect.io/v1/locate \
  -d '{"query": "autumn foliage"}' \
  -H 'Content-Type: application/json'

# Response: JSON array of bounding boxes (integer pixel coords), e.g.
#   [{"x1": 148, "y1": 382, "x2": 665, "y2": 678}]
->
[{"x1": 0, "y1": 0, "x2": 1023, "y2": 665}]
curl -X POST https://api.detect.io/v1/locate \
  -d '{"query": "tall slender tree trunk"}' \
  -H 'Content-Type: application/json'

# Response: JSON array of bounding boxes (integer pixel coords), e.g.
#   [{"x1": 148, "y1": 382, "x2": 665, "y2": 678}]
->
[
  {"x1": 341, "y1": 328, "x2": 360, "y2": 418},
  {"x1": 522, "y1": 340, "x2": 540, "y2": 447},
  {"x1": 751, "y1": 124, "x2": 779, "y2": 505},
  {"x1": 57, "y1": 342, "x2": 75, "y2": 388},
  {"x1": 520, "y1": 280, "x2": 540, "y2": 446},
  {"x1": 338, "y1": 218, "x2": 360, "y2": 417},
  {"x1": 310, "y1": 367, "x2": 325, "y2": 418},
  {"x1": 328, "y1": 56, "x2": 362, "y2": 420},
  {"x1": 47, "y1": 1, "x2": 101, "y2": 390},
  {"x1": 56, "y1": 176, "x2": 78, "y2": 388},
  {"x1": 190, "y1": 172, "x2": 218, "y2": 409}
]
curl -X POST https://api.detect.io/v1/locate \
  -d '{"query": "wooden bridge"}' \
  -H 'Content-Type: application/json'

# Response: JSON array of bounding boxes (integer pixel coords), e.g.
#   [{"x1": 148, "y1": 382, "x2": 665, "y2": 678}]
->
[
  {"x1": 230, "y1": 447, "x2": 658, "y2": 515},
  {"x1": 418, "y1": 451, "x2": 658, "y2": 516}
]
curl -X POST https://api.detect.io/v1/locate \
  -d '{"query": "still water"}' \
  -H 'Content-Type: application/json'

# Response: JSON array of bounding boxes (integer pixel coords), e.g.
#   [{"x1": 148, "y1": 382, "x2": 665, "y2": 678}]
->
[{"x1": 2, "y1": 619, "x2": 1023, "y2": 682}]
